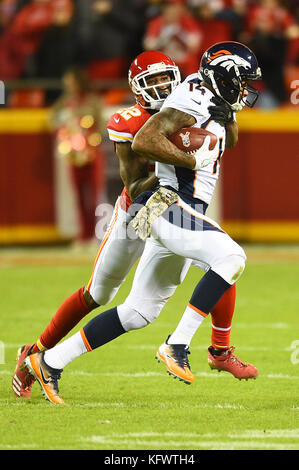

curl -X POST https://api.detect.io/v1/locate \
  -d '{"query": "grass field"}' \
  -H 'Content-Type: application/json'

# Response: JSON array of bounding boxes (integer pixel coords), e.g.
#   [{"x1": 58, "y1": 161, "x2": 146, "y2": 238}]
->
[{"x1": 0, "y1": 244, "x2": 299, "y2": 451}]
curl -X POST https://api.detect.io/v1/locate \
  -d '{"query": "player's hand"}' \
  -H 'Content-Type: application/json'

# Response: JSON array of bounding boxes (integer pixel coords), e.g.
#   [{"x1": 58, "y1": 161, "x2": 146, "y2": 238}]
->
[
  {"x1": 192, "y1": 136, "x2": 219, "y2": 170},
  {"x1": 208, "y1": 96, "x2": 234, "y2": 124}
]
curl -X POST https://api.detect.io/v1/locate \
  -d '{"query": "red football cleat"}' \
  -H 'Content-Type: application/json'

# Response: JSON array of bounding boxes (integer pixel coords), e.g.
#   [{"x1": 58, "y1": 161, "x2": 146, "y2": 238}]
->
[
  {"x1": 12, "y1": 345, "x2": 36, "y2": 398},
  {"x1": 208, "y1": 346, "x2": 258, "y2": 380}
]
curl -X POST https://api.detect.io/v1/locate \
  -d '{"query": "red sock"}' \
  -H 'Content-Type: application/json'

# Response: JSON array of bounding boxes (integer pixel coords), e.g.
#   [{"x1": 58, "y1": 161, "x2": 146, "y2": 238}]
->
[
  {"x1": 32, "y1": 287, "x2": 94, "y2": 351},
  {"x1": 210, "y1": 283, "x2": 236, "y2": 350}
]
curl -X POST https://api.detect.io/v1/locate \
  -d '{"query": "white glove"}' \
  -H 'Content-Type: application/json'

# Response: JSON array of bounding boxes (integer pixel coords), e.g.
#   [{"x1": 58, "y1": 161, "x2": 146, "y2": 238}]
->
[{"x1": 192, "y1": 136, "x2": 219, "y2": 170}]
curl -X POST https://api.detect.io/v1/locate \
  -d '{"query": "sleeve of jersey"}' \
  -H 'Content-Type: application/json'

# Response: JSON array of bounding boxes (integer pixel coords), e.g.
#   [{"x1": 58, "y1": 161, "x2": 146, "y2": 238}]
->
[
  {"x1": 161, "y1": 84, "x2": 206, "y2": 125},
  {"x1": 107, "y1": 113, "x2": 134, "y2": 143}
]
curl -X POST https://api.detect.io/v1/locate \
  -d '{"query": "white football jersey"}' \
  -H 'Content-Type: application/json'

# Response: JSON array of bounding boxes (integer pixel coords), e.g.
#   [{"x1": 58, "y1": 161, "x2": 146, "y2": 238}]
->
[{"x1": 157, "y1": 73, "x2": 228, "y2": 206}]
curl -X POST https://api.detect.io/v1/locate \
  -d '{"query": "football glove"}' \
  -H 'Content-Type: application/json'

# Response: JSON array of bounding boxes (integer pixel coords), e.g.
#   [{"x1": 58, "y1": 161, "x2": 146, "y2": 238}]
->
[
  {"x1": 208, "y1": 96, "x2": 234, "y2": 124},
  {"x1": 193, "y1": 136, "x2": 219, "y2": 170}
]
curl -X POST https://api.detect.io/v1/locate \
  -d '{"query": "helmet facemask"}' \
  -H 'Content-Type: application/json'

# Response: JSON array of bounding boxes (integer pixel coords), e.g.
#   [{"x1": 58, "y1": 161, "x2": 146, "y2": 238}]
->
[
  {"x1": 129, "y1": 64, "x2": 181, "y2": 110},
  {"x1": 205, "y1": 65, "x2": 261, "y2": 111}
]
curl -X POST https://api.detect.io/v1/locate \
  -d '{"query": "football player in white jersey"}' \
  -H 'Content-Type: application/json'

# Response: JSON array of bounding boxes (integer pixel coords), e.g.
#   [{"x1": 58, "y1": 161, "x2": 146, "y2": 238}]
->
[
  {"x1": 13, "y1": 50, "x2": 236, "y2": 400},
  {"x1": 138, "y1": 42, "x2": 261, "y2": 382},
  {"x1": 23, "y1": 42, "x2": 262, "y2": 404}
]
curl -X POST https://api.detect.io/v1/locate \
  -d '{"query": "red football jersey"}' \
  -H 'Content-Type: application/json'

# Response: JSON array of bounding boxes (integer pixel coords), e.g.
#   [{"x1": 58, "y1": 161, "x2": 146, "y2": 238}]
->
[{"x1": 107, "y1": 103, "x2": 152, "y2": 211}]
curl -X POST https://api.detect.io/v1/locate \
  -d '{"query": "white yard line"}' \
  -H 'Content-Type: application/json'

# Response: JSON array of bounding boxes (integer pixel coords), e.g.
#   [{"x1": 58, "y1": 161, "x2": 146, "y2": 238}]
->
[
  {"x1": 0, "y1": 443, "x2": 37, "y2": 449},
  {"x1": 81, "y1": 432, "x2": 299, "y2": 450},
  {"x1": 1, "y1": 369, "x2": 299, "y2": 379}
]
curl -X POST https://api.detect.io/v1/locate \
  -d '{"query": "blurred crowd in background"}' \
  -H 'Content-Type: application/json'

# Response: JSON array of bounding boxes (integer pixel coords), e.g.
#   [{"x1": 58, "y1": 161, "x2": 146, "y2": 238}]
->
[
  {"x1": 0, "y1": 0, "x2": 298, "y2": 246},
  {"x1": 0, "y1": 0, "x2": 298, "y2": 108}
]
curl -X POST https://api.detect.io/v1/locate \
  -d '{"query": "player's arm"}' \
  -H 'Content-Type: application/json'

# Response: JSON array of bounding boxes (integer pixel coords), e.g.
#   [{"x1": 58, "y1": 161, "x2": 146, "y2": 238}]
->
[
  {"x1": 115, "y1": 142, "x2": 158, "y2": 201},
  {"x1": 225, "y1": 121, "x2": 238, "y2": 149},
  {"x1": 132, "y1": 107, "x2": 197, "y2": 170},
  {"x1": 208, "y1": 96, "x2": 238, "y2": 148}
]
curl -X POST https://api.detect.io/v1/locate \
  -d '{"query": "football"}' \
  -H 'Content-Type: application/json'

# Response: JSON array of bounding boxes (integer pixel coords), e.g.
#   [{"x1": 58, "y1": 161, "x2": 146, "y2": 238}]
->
[{"x1": 169, "y1": 127, "x2": 217, "y2": 154}]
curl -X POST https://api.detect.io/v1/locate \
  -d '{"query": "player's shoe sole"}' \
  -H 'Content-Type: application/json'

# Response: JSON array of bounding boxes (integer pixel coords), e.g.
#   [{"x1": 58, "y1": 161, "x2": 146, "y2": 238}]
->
[
  {"x1": 12, "y1": 344, "x2": 35, "y2": 398},
  {"x1": 24, "y1": 352, "x2": 64, "y2": 405},
  {"x1": 208, "y1": 346, "x2": 258, "y2": 380},
  {"x1": 156, "y1": 340, "x2": 194, "y2": 385}
]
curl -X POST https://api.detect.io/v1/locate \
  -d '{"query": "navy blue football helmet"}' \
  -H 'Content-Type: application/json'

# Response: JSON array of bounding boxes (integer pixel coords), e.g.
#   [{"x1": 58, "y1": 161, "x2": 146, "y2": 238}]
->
[{"x1": 199, "y1": 41, "x2": 262, "y2": 111}]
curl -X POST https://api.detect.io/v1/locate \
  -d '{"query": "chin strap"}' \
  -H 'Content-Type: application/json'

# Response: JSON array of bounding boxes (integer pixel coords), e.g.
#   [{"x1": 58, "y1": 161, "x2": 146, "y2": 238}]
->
[{"x1": 231, "y1": 102, "x2": 245, "y2": 112}]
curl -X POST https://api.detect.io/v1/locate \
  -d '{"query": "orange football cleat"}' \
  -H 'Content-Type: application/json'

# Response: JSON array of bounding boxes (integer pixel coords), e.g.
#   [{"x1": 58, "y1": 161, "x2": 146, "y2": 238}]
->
[
  {"x1": 156, "y1": 337, "x2": 194, "y2": 384},
  {"x1": 24, "y1": 352, "x2": 65, "y2": 405},
  {"x1": 12, "y1": 344, "x2": 36, "y2": 398},
  {"x1": 208, "y1": 346, "x2": 258, "y2": 380}
]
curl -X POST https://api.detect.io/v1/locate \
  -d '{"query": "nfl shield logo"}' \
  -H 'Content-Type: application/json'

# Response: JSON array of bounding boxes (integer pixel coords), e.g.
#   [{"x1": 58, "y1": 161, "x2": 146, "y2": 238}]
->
[{"x1": 179, "y1": 131, "x2": 191, "y2": 147}]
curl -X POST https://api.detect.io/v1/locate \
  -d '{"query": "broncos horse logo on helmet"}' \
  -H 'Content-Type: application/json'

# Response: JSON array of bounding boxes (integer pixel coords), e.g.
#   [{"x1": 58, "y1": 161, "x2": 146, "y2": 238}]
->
[
  {"x1": 206, "y1": 50, "x2": 251, "y2": 72},
  {"x1": 200, "y1": 42, "x2": 262, "y2": 112}
]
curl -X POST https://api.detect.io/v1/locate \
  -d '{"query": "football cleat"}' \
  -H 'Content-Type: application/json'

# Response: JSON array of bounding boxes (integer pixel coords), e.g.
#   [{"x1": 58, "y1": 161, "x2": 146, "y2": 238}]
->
[
  {"x1": 12, "y1": 344, "x2": 35, "y2": 398},
  {"x1": 156, "y1": 336, "x2": 194, "y2": 384},
  {"x1": 208, "y1": 346, "x2": 258, "y2": 380},
  {"x1": 24, "y1": 352, "x2": 64, "y2": 405}
]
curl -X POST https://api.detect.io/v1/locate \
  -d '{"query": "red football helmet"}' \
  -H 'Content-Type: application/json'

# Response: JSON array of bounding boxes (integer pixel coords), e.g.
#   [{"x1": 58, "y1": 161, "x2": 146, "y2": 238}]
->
[{"x1": 128, "y1": 51, "x2": 181, "y2": 110}]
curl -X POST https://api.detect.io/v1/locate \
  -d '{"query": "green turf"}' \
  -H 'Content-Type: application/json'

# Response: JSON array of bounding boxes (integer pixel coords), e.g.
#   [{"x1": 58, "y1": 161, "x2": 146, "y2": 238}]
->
[{"x1": 0, "y1": 246, "x2": 299, "y2": 450}]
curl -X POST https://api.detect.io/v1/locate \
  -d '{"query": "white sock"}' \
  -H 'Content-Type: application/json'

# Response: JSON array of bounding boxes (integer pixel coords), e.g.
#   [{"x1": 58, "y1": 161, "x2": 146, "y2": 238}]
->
[
  {"x1": 44, "y1": 331, "x2": 87, "y2": 370},
  {"x1": 167, "y1": 305, "x2": 206, "y2": 346}
]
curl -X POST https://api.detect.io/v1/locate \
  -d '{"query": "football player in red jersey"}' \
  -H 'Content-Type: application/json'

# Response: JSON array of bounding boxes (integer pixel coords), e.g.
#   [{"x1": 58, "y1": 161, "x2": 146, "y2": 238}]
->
[
  {"x1": 13, "y1": 49, "x2": 246, "y2": 402},
  {"x1": 12, "y1": 50, "x2": 183, "y2": 398}
]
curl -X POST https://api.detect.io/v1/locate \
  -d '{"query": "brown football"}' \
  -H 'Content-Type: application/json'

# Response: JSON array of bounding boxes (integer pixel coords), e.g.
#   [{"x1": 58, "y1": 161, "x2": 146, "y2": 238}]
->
[{"x1": 169, "y1": 128, "x2": 217, "y2": 154}]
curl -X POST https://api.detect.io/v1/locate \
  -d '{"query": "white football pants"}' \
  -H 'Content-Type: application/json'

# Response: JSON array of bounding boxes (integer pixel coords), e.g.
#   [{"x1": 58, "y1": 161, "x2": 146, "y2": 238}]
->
[
  {"x1": 117, "y1": 196, "x2": 246, "y2": 328},
  {"x1": 87, "y1": 198, "x2": 145, "y2": 305}
]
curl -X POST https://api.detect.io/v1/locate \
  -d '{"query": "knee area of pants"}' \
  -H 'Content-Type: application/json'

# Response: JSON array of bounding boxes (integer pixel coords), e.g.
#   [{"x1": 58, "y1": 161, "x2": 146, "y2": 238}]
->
[
  {"x1": 90, "y1": 291, "x2": 113, "y2": 307},
  {"x1": 117, "y1": 304, "x2": 149, "y2": 332},
  {"x1": 89, "y1": 283, "x2": 121, "y2": 306},
  {"x1": 229, "y1": 253, "x2": 246, "y2": 283},
  {"x1": 83, "y1": 287, "x2": 100, "y2": 309}
]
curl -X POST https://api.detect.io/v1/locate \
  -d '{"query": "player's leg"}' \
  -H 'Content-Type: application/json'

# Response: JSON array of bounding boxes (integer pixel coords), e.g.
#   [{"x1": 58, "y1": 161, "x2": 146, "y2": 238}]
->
[
  {"x1": 41, "y1": 199, "x2": 143, "y2": 351},
  {"x1": 156, "y1": 270, "x2": 237, "y2": 383},
  {"x1": 168, "y1": 257, "x2": 236, "y2": 350},
  {"x1": 119, "y1": 240, "x2": 194, "y2": 384},
  {"x1": 45, "y1": 238, "x2": 191, "y2": 366},
  {"x1": 87, "y1": 201, "x2": 145, "y2": 307},
  {"x1": 153, "y1": 200, "x2": 257, "y2": 379},
  {"x1": 151, "y1": 200, "x2": 246, "y2": 311},
  {"x1": 165, "y1": 282, "x2": 257, "y2": 379},
  {"x1": 166, "y1": 259, "x2": 209, "y2": 346},
  {"x1": 12, "y1": 199, "x2": 144, "y2": 398},
  {"x1": 207, "y1": 279, "x2": 257, "y2": 379},
  {"x1": 209, "y1": 283, "x2": 236, "y2": 351},
  {"x1": 25, "y1": 239, "x2": 192, "y2": 403}
]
